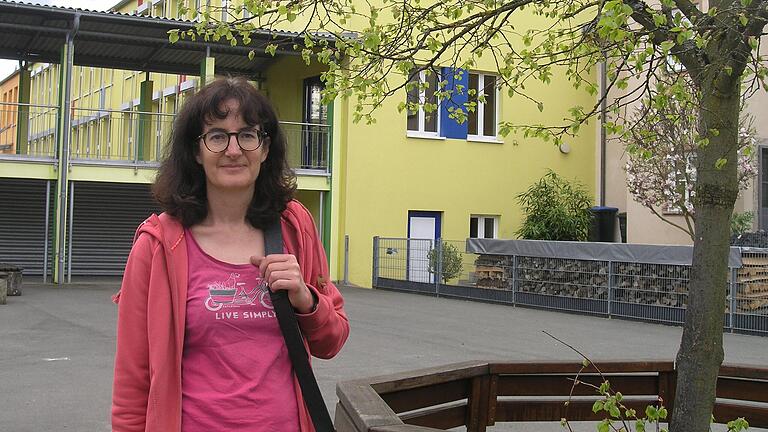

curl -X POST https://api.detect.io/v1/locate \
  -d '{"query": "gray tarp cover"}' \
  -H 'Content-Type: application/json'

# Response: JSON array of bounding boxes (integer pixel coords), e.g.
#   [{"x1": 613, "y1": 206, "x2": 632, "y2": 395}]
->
[{"x1": 466, "y1": 239, "x2": 744, "y2": 268}]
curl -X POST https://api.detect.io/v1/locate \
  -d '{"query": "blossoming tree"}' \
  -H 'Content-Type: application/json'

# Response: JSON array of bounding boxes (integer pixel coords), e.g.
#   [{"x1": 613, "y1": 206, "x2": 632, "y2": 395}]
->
[{"x1": 625, "y1": 80, "x2": 757, "y2": 239}]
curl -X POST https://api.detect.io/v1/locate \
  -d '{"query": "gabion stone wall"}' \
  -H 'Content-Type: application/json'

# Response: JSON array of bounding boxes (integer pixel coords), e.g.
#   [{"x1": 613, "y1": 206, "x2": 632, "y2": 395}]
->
[
  {"x1": 612, "y1": 263, "x2": 689, "y2": 307},
  {"x1": 516, "y1": 257, "x2": 609, "y2": 300},
  {"x1": 732, "y1": 231, "x2": 768, "y2": 248}
]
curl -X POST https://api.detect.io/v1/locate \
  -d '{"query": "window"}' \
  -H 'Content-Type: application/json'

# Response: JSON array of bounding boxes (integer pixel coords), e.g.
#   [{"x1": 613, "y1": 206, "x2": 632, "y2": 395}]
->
[
  {"x1": 665, "y1": 6, "x2": 700, "y2": 72},
  {"x1": 470, "y1": 215, "x2": 499, "y2": 239},
  {"x1": 662, "y1": 154, "x2": 696, "y2": 215},
  {"x1": 221, "y1": 0, "x2": 229, "y2": 21},
  {"x1": 467, "y1": 73, "x2": 498, "y2": 139},
  {"x1": 406, "y1": 69, "x2": 440, "y2": 136}
]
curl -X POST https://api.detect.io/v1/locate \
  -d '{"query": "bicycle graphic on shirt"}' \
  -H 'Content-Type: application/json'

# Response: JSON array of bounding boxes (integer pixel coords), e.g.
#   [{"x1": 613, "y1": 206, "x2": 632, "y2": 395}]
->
[{"x1": 204, "y1": 273, "x2": 273, "y2": 312}]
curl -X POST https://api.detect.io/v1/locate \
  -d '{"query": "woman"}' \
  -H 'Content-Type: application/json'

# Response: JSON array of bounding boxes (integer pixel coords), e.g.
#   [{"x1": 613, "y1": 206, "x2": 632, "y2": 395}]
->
[{"x1": 112, "y1": 77, "x2": 349, "y2": 432}]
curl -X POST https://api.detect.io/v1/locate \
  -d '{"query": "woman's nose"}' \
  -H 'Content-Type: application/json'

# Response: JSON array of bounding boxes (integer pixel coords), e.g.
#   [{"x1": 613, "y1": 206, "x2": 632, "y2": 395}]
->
[{"x1": 224, "y1": 134, "x2": 242, "y2": 156}]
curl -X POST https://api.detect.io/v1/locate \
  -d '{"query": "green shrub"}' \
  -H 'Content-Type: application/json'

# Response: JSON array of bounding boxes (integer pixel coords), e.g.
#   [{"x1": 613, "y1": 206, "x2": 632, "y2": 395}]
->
[
  {"x1": 428, "y1": 242, "x2": 463, "y2": 283},
  {"x1": 516, "y1": 170, "x2": 593, "y2": 241},
  {"x1": 730, "y1": 211, "x2": 754, "y2": 236}
]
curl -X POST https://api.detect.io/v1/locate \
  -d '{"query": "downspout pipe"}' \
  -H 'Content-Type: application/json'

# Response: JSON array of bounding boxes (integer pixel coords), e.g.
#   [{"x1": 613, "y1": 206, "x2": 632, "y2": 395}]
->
[{"x1": 56, "y1": 13, "x2": 79, "y2": 284}]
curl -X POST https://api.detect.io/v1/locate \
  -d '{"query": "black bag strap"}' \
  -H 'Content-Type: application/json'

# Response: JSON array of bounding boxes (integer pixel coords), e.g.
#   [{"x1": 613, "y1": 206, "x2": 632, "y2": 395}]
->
[{"x1": 264, "y1": 219, "x2": 335, "y2": 432}]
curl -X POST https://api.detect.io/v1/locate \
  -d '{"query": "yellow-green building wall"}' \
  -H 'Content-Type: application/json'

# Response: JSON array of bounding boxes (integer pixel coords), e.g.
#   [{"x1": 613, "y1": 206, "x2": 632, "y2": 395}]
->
[{"x1": 335, "y1": 71, "x2": 598, "y2": 286}]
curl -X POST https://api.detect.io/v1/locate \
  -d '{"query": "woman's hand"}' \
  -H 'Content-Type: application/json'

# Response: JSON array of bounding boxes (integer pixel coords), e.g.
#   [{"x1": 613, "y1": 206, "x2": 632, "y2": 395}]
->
[{"x1": 250, "y1": 254, "x2": 316, "y2": 314}]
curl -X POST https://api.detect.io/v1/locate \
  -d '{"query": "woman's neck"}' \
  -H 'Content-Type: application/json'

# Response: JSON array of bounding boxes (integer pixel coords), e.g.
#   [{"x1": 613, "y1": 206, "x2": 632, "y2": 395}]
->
[{"x1": 203, "y1": 186, "x2": 253, "y2": 226}]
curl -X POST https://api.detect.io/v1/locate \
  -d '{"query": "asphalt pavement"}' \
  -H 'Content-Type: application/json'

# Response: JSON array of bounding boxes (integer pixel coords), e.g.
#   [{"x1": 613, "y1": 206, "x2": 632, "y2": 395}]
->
[{"x1": 1, "y1": 279, "x2": 766, "y2": 431}]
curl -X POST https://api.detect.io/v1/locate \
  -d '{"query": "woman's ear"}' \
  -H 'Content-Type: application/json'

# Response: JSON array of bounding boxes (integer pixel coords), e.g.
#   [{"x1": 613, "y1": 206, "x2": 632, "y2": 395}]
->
[
  {"x1": 194, "y1": 141, "x2": 203, "y2": 164},
  {"x1": 260, "y1": 139, "x2": 270, "y2": 163}
]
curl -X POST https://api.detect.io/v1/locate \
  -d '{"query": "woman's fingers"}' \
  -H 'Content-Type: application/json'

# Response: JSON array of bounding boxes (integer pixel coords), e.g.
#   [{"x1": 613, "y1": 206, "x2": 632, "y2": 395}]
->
[
  {"x1": 252, "y1": 254, "x2": 313, "y2": 312},
  {"x1": 265, "y1": 269, "x2": 299, "y2": 288}
]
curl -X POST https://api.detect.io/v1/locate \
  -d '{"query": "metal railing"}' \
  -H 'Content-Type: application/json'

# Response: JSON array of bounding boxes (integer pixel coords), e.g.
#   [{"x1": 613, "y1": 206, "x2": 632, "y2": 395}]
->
[
  {"x1": 69, "y1": 107, "x2": 174, "y2": 164},
  {"x1": 0, "y1": 102, "x2": 331, "y2": 172},
  {"x1": 372, "y1": 237, "x2": 768, "y2": 335},
  {"x1": 0, "y1": 102, "x2": 59, "y2": 159},
  {"x1": 282, "y1": 121, "x2": 330, "y2": 172}
]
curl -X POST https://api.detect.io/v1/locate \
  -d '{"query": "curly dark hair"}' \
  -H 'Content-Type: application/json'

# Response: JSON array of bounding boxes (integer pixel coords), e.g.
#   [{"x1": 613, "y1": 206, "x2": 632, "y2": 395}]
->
[{"x1": 153, "y1": 77, "x2": 296, "y2": 228}]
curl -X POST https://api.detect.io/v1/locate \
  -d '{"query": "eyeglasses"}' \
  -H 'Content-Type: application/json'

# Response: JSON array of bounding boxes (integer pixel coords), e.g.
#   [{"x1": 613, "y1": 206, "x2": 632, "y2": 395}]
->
[{"x1": 197, "y1": 129, "x2": 268, "y2": 153}]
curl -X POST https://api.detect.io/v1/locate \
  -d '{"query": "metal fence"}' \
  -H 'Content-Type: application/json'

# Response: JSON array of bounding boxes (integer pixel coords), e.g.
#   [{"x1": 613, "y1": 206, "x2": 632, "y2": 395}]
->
[
  {"x1": 0, "y1": 102, "x2": 331, "y2": 172},
  {"x1": 372, "y1": 237, "x2": 768, "y2": 335},
  {"x1": 0, "y1": 102, "x2": 59, "y2": 159},
  {"x1": 282, "y1": 121, "x2": 330, "y2": 172},
  {"x1": 69, "y1": 107, "x2": 174, "y2": 163}
]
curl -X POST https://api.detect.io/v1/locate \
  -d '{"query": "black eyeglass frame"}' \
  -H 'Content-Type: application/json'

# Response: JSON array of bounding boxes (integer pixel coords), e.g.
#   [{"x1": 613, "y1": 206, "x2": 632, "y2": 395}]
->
[{"x1": 196, "y1": 129, "x2": 269, "y2": 153}]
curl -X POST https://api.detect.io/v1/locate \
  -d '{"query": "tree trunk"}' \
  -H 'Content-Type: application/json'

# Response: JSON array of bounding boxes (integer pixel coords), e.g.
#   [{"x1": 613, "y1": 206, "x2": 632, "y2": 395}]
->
[{"x1": 670, "y1": 82, "x2": 740, "y2": 431}]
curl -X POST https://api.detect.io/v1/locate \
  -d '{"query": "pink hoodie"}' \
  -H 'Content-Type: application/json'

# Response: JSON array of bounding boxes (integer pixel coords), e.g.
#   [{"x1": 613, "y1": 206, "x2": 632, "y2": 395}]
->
[{"x1": 111, "y1": 200, "x2": 350, "y2": 432}]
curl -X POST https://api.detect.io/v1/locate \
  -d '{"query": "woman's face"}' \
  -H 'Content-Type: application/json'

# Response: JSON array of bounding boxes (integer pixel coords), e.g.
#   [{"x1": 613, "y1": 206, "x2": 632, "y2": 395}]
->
[{"x1": 196, "y1": 99, "x2": 269, "y2": 194}]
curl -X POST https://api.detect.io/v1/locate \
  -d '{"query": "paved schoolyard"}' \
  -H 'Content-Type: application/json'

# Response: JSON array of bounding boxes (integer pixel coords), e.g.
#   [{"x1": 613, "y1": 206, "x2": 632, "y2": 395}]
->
[{"x1": 0, "y1": 279, "x2": 766, "y2": 431}]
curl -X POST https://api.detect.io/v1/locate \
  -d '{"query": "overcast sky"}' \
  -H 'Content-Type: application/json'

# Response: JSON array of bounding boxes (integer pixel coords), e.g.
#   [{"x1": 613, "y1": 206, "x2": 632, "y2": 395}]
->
[{"x1": 0, "y1": 0, "x2": 114, "y2": 81}]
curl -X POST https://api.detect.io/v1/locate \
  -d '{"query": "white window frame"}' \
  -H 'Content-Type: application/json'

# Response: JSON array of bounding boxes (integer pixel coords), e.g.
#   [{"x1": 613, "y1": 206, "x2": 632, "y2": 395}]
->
[
  {"x1": 662, "y1": 154, "x2": 696, "y2": 215},
  {"x1": 406, "y1": 69, "x2": 441, "y2": 138},
  {"x1": 221, "y1": 0, "x2": 229, "y2": 21},
  {"x1": 470, "y1": 215, "x2": 499, "y2": 239},
  {"x1": 136, "y1": 0, "x2": 150, "y2": 15},
  {"x1": 665, "y1": 6, "x2": 700, "y2": 72},
  {"x1": 467, "y1": 72, "x2": 500, "y2": 142}
]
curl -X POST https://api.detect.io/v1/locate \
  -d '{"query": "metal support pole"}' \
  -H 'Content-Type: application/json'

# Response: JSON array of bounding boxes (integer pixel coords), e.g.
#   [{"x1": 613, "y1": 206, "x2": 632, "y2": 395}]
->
[
  {"x1": 54, "y1": 14, "x2": 79, "y2": 284},
  {"x1": 608, "y1": 260, "x2": 614, "y2": 318},
  {"x1": 435, "y1": 238, "x2": 443, "y2": 297},
  {"x1": 67, "y1": 181, "x2": 74, "y2": 283},
  {"x1": 729, "y1": 266, "x2": 737, "y2": 333},
  {"x1": 511, "y1": 255, "x2": 517, "y2": 305},
  {"x1": 372, "y1": 236, "x2": 380, "y2": 288},
  {"x1": 343, "y1": 235, "x2": 350, "y2": 285},
  {"x1": 43, "y1": 180, "x2": 50, "y2": 283}
]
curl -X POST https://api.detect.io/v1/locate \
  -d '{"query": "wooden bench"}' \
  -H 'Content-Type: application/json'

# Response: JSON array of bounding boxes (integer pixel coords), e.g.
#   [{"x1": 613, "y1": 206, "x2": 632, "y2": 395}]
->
[{"x1": 335, "y1": 360, "x2": 768, "y2": 432}]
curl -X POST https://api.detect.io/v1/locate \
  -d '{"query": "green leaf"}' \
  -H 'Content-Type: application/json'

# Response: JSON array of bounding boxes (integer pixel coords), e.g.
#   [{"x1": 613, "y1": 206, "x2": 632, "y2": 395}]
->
[
  {"x1": 593, "y1": 400, "x2": 604, "y2": 413},
  {"x1": 739, "y1": 14, "x2": 748, "y2": 27},
  {"x1": 597, "y1": 419, "x2": 611, "y2": 432},
  {"x1": 609, "y1": 404, "x2": 621, "y2": 418},
  {"x1": 660, "y1": 41, "x2": 675, "y2": 53},
  {"x1": 636, "y1": 420, "x2": 646, "y2": 432},
  {"x1": 248, "y1": 50, "x2": 255, "y2": 61},
  {"x1": 537, "y1": 102, "x2": 544, "y2": 112},
  {"x1": 645, "y1": 405, "x2": 658, "y2": 420},
  {"x1": 265, "y1": 44, "x2": 277, "y2": 56},
  {"x1": 168, "y1": 30, "x2": 179, "y2": 44}
]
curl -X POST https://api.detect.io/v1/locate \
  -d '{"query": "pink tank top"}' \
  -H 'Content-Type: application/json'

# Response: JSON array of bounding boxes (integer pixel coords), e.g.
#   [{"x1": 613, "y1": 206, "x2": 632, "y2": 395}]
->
[{"x1": 181, "y1": 229, "x2": 299, "y2": 432}]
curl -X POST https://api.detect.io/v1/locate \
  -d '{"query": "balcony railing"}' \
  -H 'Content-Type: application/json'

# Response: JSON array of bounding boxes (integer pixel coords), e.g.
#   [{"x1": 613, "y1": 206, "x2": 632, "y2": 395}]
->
[
  {"x1": 69, "y1": 107, "x2": 175, "y2": 164},
  {"x1": 0, "y1": 102, "x2": 331, "y2": 173},
  {"x1": 0, "y1": 102, "x2": 59, "y2": 160},
  {"x1": 282, "y1": 121, "x2": 330, "y2": 173}
]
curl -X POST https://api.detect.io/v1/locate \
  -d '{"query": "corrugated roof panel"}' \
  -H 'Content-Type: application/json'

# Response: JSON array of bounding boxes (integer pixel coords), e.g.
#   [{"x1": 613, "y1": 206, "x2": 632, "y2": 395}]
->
[{"x1": 0, "y1": 0, "x2": 306, "y2": 75}]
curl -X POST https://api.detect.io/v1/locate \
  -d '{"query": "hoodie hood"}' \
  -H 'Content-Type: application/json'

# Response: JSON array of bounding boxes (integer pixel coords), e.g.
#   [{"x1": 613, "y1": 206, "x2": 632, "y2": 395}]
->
[{"x1": 112, "y1": 213, "x2": 186, "y2": 304}]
